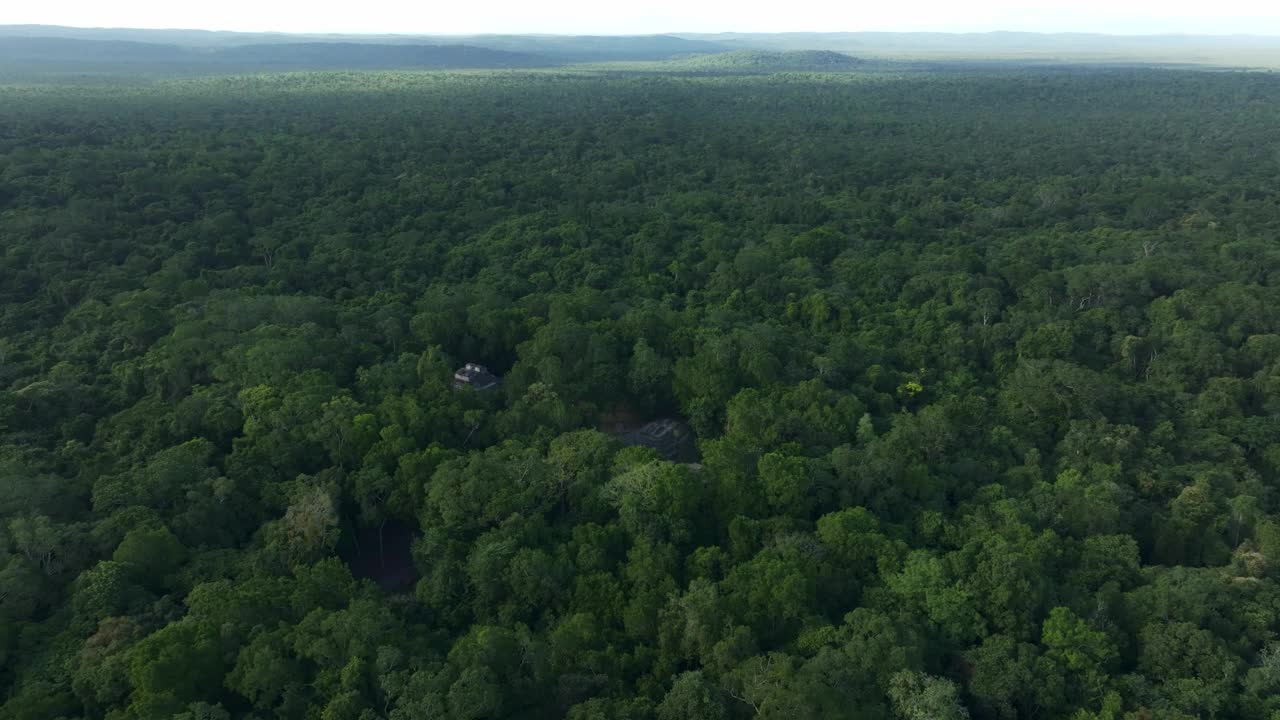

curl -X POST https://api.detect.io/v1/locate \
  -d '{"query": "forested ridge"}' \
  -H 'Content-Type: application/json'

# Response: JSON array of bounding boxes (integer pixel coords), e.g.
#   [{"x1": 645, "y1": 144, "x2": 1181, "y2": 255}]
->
[
  {"x1": 2, "y1": 68, "x2": 1280, "y2": 719},
  {"x1": 0, "y1": 38, "x2": 559, "y2": 73}
]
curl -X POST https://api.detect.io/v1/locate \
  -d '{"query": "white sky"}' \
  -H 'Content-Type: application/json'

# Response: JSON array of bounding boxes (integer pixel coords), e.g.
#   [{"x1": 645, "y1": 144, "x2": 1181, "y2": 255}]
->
[{"x1": 2, "y1": 0, "x2": 1279, "y2": 36}]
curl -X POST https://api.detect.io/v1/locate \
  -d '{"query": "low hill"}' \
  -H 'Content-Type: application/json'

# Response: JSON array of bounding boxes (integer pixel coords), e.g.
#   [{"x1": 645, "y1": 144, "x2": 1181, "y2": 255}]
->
[
  {"x1": 0, "y1": 36, "x2": 556, "y2": 72},
  {"x1": 0, "y1": 26, "x2": 733, "y2": 62},
  {"x1": 676, "y1": 31, "x2": 1280, "y2": 67},
  {"x1": 7, "y1": 27, "x2": 1280, "y2": 69},
  {"x1": 670, "y1": 50, "x2": 864, "y2": 72},
  {"x1": 445, "y1": 34, "x2": 732, "y2": 61},
  {"x1": 0, "y1": 37, "x2": 193, "y2": 64},
  {"x1": 219, "y1": 43, "x2": 551, "y2": 70}
]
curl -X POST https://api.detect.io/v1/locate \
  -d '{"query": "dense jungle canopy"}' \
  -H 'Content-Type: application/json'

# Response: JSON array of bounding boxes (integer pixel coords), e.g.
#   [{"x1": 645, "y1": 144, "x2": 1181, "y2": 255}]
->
[{"x1": 2, "y1": 67, "x2": 1280, "y2": 719}]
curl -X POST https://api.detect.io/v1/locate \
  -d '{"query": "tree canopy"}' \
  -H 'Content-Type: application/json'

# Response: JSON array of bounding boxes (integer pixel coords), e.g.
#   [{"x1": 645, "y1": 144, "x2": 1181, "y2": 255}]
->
[{"x1": 3, "y1": 66, "x2": 1280, "y2": 719}]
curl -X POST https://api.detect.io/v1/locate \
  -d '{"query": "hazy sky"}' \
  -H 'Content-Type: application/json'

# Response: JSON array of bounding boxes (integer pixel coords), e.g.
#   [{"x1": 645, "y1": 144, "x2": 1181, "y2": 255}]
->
[{"x1": 3, "y1": 0, "x2": 1278, "y2": 35}]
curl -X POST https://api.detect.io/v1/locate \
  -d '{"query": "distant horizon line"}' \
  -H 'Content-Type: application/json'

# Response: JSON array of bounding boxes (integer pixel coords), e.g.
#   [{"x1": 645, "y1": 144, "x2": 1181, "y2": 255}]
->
[{"x1": 5, "y1": 23, "x2": 1280, "y2": 40}]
